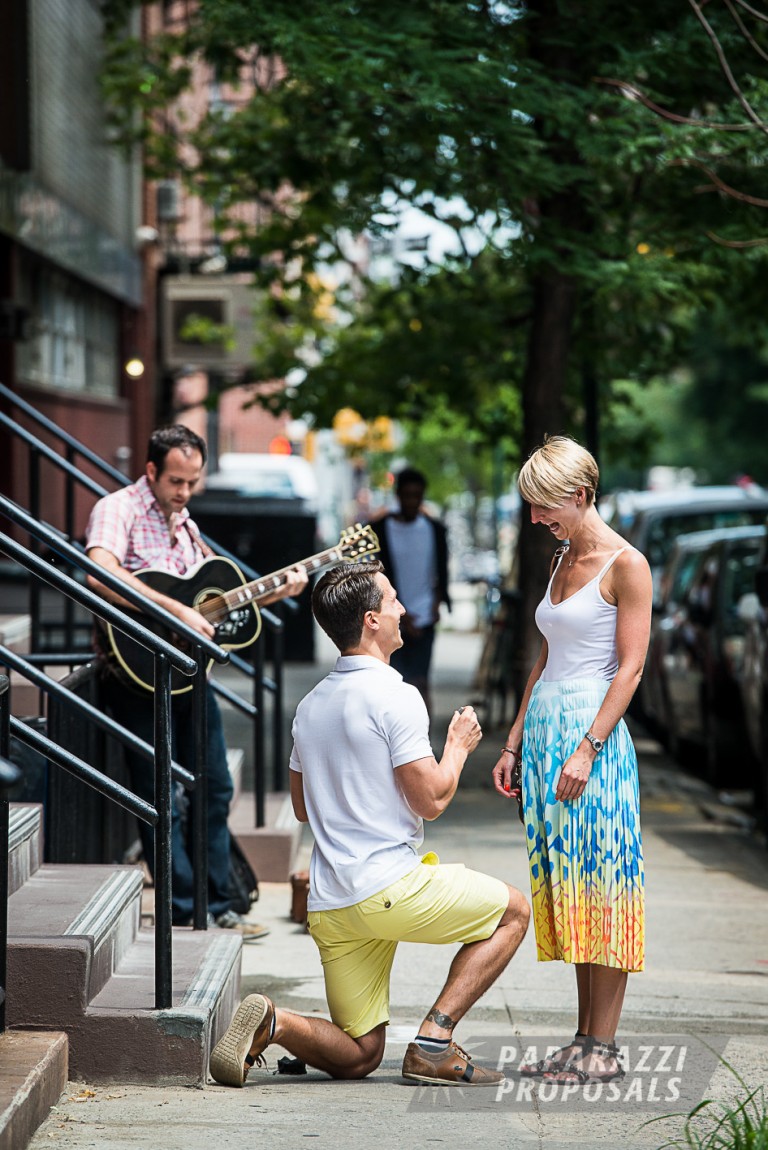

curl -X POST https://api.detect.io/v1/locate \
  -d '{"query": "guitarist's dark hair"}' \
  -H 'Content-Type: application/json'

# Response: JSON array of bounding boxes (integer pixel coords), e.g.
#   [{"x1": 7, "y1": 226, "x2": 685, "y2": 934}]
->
[
  {"x1": 312, "y1": 560, "x2": 385, "y2": 652},
  {"x1": 148, "y1": 425, "x2": 208, "y2": 474}
]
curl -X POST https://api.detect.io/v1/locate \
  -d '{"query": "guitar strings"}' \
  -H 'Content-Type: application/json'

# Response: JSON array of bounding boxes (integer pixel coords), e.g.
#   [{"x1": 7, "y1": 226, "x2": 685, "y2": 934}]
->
[{"x1": 190, "y1": 528, "x2": 377, "y2": 628}]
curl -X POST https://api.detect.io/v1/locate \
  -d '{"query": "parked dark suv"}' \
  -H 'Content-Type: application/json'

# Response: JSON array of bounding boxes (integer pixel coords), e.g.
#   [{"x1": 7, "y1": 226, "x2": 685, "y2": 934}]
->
[
  {"x1": 651, "y1": 524, "x2": 765, "y2": 788},
  {"x1": 638, "y1": 527, "x2": 721, "y2": 738},
  {"x1": 738, "y1": 533, "x2": 768, "y2": 812}
]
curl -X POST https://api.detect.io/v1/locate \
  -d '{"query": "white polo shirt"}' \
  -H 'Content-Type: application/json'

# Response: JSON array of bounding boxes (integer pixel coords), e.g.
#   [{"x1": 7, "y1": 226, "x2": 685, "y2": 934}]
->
[{"x1": 289, "y1": 655, "x2": 433, "y2": 911}]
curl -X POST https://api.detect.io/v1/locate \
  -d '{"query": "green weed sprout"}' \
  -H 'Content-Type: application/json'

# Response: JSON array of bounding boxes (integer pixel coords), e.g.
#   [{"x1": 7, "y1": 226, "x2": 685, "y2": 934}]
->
[{"x1": 644, "y1": 1049, "x2": 767, "y2": 1150}]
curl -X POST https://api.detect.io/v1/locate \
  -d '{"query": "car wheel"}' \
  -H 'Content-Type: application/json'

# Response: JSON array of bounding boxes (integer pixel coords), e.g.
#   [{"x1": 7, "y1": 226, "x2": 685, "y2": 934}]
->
[
  {"x1": 703, "y1": 708, "x2": 723, "y2": 789},
  {"x1": 664, "y1": 691, "x2": 694, "y2": 768}
]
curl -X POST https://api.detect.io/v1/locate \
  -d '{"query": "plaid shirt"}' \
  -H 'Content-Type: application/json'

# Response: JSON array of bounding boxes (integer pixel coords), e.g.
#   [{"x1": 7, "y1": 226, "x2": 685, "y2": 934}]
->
[{"x1": 85, "y1": 475, "x2": 208, "y2": 575}]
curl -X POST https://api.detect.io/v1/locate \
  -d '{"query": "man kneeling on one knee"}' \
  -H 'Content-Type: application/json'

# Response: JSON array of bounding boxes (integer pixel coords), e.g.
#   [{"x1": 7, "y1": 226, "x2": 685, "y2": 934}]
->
[{"x1": 210, "y1": 559, "x2": 530, "y2": 1088}]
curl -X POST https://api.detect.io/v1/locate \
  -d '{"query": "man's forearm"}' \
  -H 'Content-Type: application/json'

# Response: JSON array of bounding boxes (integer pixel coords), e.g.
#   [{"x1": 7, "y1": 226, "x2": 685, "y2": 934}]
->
[{"x1": 429, "y1": 747, "x2": 467, "y2": 816}]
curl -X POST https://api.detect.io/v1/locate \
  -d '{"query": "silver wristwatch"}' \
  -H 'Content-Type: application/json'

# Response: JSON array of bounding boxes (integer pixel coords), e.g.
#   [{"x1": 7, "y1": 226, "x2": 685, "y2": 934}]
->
[{"x1": 584, "y1": 731, "x2": 604, "y2": 754}]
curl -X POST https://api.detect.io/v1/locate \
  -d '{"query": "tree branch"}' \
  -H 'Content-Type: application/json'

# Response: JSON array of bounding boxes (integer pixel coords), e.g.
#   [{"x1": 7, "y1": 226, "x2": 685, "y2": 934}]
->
[
  {"x1": 595, "y1": 77, "x2": 757, "y2": 130},
  {"x1": 705, "y1": 230, "x2": 768, "y2": 246},
  {"x1": 669, "y1": 157, "x2": 768, "y2": 206},
  {"x1": 730, "y1": 0, "x2": 768, "y2": 25},
  {"x1": 724, "y1": 0, "x2": 768, "y2": 63},
  {"x1": 688, "y1": 0, "x2": 768, "y2": 135}
]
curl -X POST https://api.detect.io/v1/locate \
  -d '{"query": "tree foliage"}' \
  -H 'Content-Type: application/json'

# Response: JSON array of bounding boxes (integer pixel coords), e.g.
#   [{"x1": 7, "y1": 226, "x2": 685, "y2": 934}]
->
[
  {"x1": 101, "y1": 0, "x2": 768, "y2": 664},
  {"x1": 101, "y1": 0, "x2": 768, "y2": 439}
]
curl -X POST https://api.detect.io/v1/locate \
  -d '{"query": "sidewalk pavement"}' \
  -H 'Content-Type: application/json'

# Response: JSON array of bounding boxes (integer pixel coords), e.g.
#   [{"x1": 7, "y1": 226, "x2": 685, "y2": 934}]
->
[{"x1": 28, "y1": 612, "x2": 768, "y2": 1150}]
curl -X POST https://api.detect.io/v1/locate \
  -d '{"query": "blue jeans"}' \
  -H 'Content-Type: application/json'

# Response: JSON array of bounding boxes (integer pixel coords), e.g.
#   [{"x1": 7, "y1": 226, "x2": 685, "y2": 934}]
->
[{"x1": 102, "y1": 678, "x2": 233, "y2": 923}]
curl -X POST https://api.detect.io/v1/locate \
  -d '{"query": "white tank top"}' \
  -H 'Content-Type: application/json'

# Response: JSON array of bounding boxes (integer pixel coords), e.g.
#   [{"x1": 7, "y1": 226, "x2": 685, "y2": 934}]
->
[{"x1": 535, "y1": 548, "x2": 628, "y2": 682}]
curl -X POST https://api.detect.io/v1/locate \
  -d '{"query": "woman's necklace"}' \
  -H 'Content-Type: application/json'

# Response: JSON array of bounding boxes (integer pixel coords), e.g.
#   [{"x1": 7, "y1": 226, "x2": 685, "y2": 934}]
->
[{"x1": 566, "y1": 540, "x2": 599, "y2": 568}]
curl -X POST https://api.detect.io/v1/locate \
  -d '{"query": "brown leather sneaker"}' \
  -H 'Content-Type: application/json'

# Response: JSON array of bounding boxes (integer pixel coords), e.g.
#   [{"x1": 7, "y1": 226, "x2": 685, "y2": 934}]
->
[
  {"x1": 210, "y1": 994, "x2": 275, "y2": 1087},
  {"x1": 402, "y1": 1041, "x2": 505, "y2": 1086}
]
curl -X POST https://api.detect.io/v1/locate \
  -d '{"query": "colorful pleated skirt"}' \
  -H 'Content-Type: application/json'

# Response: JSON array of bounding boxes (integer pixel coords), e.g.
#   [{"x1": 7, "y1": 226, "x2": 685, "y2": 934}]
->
[{"x1": 522, "y1": 677, "x2": 644, "y2": 972}]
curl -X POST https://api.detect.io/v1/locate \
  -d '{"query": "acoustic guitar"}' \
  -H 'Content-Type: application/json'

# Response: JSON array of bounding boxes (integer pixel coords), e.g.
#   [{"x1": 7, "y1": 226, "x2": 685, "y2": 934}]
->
[{"x1": 105, "y1": 523, "x2": 380, "y2": 694}]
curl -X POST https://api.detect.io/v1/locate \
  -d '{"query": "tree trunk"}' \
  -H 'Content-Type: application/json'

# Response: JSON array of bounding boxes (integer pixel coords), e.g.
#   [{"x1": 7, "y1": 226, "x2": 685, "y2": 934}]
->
[{"x1": 516, "y1": 270, "x2": 578, "y2": 688}]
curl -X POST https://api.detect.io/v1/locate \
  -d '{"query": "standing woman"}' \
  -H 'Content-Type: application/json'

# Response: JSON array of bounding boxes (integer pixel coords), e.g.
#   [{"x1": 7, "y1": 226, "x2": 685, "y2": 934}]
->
[{"x1": 492, "y1": 436, "x2": 652, "y2": 1084}]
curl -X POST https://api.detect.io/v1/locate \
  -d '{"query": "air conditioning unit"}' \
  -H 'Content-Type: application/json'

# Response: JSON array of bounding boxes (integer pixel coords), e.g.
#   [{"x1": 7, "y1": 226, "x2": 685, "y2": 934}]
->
[
  {"x1": 156, "y1": 180, "x2": 182, "y2": 223},
  {"x1": 161, "y1": 276, "x2": 261, "y2": 370}
]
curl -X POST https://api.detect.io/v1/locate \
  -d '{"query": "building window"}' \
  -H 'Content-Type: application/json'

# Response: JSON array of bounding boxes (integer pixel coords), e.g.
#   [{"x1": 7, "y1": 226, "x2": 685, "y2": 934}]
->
[{"x1": 16, "y1": 259, "x2": 120, "y2": 398}]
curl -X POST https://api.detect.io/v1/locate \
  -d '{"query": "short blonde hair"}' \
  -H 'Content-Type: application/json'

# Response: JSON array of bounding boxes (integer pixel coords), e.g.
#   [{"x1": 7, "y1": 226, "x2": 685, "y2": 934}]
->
[{"x1": 517, "y1": 435, "x2": 599, "y2": 508}]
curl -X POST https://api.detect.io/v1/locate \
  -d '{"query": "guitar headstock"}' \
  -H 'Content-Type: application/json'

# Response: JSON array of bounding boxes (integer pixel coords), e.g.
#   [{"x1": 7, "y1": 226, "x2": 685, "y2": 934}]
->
[{"x1": 338, "y1": 523, "x2": 381, "y2": 561}]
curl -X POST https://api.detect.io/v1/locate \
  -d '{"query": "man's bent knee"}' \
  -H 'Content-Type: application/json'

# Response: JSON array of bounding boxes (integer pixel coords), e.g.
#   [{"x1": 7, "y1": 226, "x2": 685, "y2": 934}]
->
[
  {"x1": 497, "y1": 885, "x2": 530, "y2": 932},
  {"x1": 331, "y1": 1028, "x2": 386, "y2": 1080}
]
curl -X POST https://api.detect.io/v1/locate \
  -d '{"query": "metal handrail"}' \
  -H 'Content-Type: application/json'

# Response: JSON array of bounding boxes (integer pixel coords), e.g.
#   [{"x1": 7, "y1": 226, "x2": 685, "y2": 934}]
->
[
  {"x1": 0, "y1": 532, "x2": 205, "y2": 1010},
  {"x1": 0, "y1": 386, "x2": 295, "y2": 1015},
  {"x1": 0, "y1": 412, "x2": 111, "y2": 501},
  {"x1": 0, "y1": 383, "x2": 290, "y2": 803},
  {"x1": 0, "y1": 647, "x2": 194, "y2": 788},
  {"x1": 10, "y1": 714, "x2": 158, "y2": 824},
  {"x1": 0, "y1": 381, "x2": 293, "y2": 625},
  {"x1": 0, "y1": 384, "x2": 128, "y2": 488},
  {"x1": 0, "y1": 526, "x2": 198, "y2": 677},
  {"x1": 0, "y1": 675, "x2": 19, "y2": 1034},
  {"x1": 0, "y1": 497, "x2": 224, "y2": 670}
]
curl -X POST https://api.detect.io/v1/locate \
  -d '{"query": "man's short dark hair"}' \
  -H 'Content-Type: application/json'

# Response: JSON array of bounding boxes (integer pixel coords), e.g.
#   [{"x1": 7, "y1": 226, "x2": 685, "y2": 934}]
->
[
  {"x1": 147, "y1": 425, "x2": 208, "y2": 474},
  {"x1": 395, "y1": 467, "x2": 427, "y2": 494},
  {"x1": 312, "y1": 560, "x2": 385, "y2": 652}
]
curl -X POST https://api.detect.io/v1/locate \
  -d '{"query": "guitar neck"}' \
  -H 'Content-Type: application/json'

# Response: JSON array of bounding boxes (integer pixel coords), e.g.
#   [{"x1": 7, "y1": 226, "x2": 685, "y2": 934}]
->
[{"x1": 221, "y1": 546, "x2": 350, "y2": 611}]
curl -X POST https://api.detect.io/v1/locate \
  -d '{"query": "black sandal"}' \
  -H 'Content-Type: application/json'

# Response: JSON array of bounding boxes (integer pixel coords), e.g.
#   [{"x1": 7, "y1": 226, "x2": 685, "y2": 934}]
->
[
  {"x1": 519, "y1": 1031, "x2": 588, "y2": 1077},
  {"x1": 544, "y1": 1037, "x2": 625, "y2": 1085}
]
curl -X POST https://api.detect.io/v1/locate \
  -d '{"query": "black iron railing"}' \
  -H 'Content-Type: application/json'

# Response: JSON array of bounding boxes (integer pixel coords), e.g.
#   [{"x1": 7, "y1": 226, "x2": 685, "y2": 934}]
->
[
  {"x1": 0, "y1": 503, "x2": 228, "y2": 1012},
  {"x1": 0, "y1": 675, "x2": 21, "y2": 1034},
  {"x1": 0, "y1": 380, "x2": 290, "y2": 819}
]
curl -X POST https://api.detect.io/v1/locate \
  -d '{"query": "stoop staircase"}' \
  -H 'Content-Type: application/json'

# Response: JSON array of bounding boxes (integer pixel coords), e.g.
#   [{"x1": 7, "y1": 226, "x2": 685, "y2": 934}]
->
[
  {"x1": 6, "y1": 802, "x2": 241, "y2": 1086},
  {"x1": 0, "y1": 390, "x2": 300, "y2": 1146}
]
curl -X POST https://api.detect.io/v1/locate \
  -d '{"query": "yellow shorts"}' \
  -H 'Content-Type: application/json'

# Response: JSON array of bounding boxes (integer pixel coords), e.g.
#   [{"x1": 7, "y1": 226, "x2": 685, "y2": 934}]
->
[{"x1": 307, "y1": 852, "x2": 509, "y2": 1038}]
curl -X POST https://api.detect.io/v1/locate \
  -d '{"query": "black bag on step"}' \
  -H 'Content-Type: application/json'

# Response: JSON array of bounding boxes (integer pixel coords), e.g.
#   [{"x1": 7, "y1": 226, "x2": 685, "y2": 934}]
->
[{"x1": 228, "y1": 834, "x2": 259, "y2": 914}]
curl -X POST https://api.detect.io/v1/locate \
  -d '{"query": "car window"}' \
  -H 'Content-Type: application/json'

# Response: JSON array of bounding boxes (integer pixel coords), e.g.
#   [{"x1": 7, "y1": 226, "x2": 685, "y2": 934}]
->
[
  {"x1": 721, "y1": 541, "x2": 763, "y2": 634},
  {"x1": 668, "y1": 549, "x2": 708, "y2": 606},
  {"x1": 685, "y1": 553, "x2": 719, "y2": 619},
  {"x1": 644, "y1": 509, "x2": 768, "y2": 571}
]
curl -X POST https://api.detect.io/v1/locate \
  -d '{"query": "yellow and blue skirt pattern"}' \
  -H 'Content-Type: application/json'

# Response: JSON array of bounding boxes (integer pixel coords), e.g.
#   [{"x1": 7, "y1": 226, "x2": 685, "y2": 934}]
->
[{"x1": 522, "y1": 677, "x2": 644, "y2": 973}]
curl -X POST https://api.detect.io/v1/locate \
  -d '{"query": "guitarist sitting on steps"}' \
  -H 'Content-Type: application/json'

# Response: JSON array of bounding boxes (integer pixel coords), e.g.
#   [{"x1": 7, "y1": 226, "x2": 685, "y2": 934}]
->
[{"x1": 85, "y1": 425, "x2": 308, "y2": 936}]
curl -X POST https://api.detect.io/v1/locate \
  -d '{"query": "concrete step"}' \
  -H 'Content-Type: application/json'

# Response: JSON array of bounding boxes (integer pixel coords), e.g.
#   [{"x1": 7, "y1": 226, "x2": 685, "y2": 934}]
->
[
  {"x1": 7, "y1": 865, "x2": 144, "y2": 1020},
  {"x1": 0, "y1": 1030, "x2": 67, "y2": 1150},
  {"x1": 0, "y1": 614, "x2": 30, "y2": 655},
  {"x1": 228, "y1": 790, "x2": 302, "y2": 882},
  {"x1": 8, "y1": 804, "x2": 43, "y2": 896},
  {"x1": 8, "y1": 665, "x2": 70, "y2": 719},
  {"x1": 227, "y1": 746, "x2": 245, "y2": 807},
  {"x1": 60, "y1": 928, "x2": 240, "y2": 1085}
]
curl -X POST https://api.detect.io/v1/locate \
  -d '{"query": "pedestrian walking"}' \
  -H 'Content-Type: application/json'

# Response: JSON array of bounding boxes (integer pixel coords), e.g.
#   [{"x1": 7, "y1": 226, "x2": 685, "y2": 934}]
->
[{"x1": 372, "y1": 467, "x2": 450, "y2": 717}]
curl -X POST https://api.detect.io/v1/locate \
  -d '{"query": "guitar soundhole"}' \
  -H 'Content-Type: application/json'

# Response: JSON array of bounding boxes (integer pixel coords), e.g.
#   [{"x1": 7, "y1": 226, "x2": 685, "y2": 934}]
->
[{"x1": 194, "y1": 591, "x2": 226, "y2": 632}]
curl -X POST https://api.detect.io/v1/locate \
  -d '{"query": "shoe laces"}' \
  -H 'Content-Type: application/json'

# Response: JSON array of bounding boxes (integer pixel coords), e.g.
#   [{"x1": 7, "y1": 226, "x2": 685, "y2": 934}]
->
[
  {"x1": 245, "y1": 1052, "x2": 268, "y2": 1071},
  {"x1": 449, "y1": 1041, "x2": 472, "y2": 1064}
]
